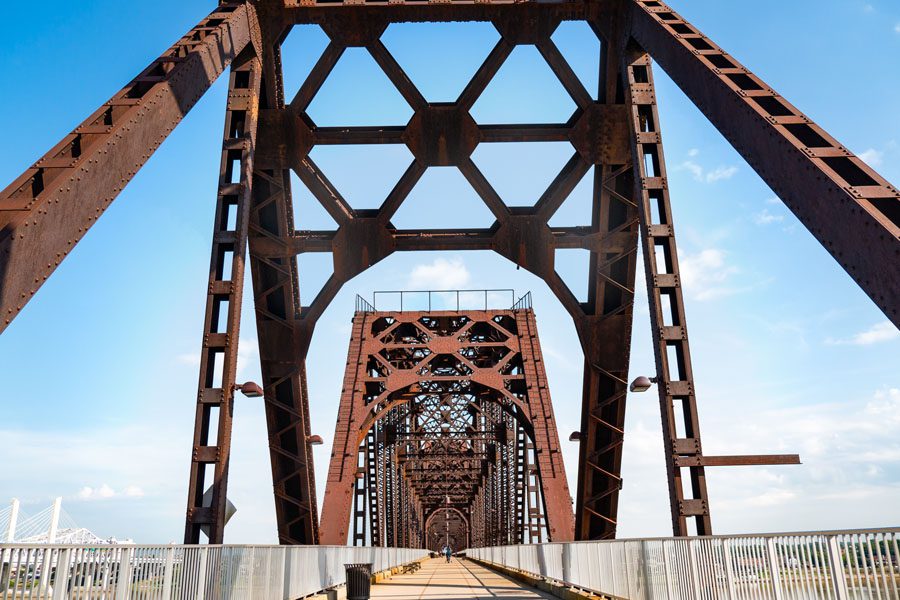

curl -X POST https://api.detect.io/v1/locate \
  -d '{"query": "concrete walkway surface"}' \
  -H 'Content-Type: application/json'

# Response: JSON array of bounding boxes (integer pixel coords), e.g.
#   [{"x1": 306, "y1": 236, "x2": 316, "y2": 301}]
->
[{"x1": 371, "y1": 557, "x2": 557, "y2": 599}]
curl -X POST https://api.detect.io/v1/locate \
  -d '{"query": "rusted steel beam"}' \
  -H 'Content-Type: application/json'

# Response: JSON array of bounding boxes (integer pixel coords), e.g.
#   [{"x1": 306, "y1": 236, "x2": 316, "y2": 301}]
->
[
  {"x1": 284, "y1": 2, "x2": 603, "y2": 27},
  {"x1": 0, "y1": 3, "x2": 257, "y2": 333},
  {"x1": 314, "y1": 127, "x2": 406, "y2": 145},
  {"x1": 626, "y1": 0, "x2": 900, "y2": 327},
  {"x1": 567, "y1": 16, "x2": 641, "y2": 541},
  {"x1": 674, "y1": 455, "x2": 802, "y2": 468},
  {"x1": 479, "y1": 125, "x2": 571, "y2": 143},
  {"x1": 184, "y1": 46, "x2": 262, "y2": 544},
  {"x1": 246, "y1": 23, "x2": 321, "y2": 545},
  {"x1": 623, "y1": 47, "x2": 713, "y2": 537}
]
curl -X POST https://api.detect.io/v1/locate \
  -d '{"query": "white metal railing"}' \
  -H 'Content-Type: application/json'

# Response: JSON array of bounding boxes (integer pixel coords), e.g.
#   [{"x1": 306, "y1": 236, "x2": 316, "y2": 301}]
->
[
  {"x1": 466, "y1": 529, "x2": 900, "y2": 600},
  {"x1": 0, "y1": 544, "x2": 427, "y2": 599}
]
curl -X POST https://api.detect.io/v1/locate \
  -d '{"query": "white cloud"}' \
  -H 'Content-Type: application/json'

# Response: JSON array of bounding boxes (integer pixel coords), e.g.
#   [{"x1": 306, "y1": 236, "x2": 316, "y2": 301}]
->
[
  {"x1": 75, "y1": 484, "x2": 143, "y2": 501},
  {"x1": 679, "y1": 248, "x2": 741, "y2": 301},
  {"x1": 858, "y1": 148, "x2": 884, "y2": 167},
  {"x1": 679, "y1": 159, "x2": 738, "y2": 184},
  {"x1": 745, "y1": 489, "x2": 797, "y2": 507},
  {"x1": 765, "y1": 197, "x2": 781, "y2": 205},
  {"x1": 705, "y1": 165, "x2": 739, "y2": 182},
  {"x1": 826, "y1": 321, "x2": 899, "y2": 346},
  {"x1": 753, "y1": 208, "x2": 784, "y2": 225},
  {"x1": 407, "y1": 257, "x2": 471, "y2": 289},
  {"x1": 696, "y1": 387, "x2": 900, "y2": 524},
  {"x1": 681, "y1": 160, "x2": 704, "y2": 180},
  {"x1": 688, "y1": 148, "x2": 700, "y2": 157},
  {"x1": 894, "y1": 22, "x2": 900, "y2": 33}
]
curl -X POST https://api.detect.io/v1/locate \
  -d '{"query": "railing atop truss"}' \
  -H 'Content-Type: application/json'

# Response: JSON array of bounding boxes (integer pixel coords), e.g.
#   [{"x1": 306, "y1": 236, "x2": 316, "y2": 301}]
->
[{"x1": 355, "y1": 289, "x2": 532, "y2": 313}]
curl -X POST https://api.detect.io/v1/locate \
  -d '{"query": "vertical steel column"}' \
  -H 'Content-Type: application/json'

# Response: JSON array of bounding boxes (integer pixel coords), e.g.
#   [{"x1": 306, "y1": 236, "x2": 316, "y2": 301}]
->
[
  {"x1": 184, "y1": 46, "x2": 261, "y2": 544},
  {"x1": 573, "y1": 20, "x2": 641, "y2": 540},
  {"x1": 248, "y1": 31, "x2": 320, "y2": 544},
  {"x1": 624, "y1": 49, "x2": 712, "y2": 536}
]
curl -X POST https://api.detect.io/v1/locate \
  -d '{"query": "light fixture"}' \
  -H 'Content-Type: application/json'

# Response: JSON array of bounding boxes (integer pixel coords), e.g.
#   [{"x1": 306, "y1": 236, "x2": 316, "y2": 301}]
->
[
  {"x1": 568, "y1": 431, "x2": 582, "y2": 442},
  {"x1": 234, "y1": 381, "x2": 264, "y2": 398},
  {"x1": 629, "y1": 376, "x2": 658, "y2": 393},
  {"x1": 308, "y1": 435, "x2": 324, "y2": 446}
]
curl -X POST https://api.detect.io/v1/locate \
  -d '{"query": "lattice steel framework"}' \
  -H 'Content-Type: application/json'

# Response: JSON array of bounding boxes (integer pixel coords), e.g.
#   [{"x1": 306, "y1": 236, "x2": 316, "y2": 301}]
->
[
  {"x1": 321, "y1": 306, "x2": 573, "y2": 546},
  {"x1": 0, "y1": 0, "x2": 896, "y2": 544}
]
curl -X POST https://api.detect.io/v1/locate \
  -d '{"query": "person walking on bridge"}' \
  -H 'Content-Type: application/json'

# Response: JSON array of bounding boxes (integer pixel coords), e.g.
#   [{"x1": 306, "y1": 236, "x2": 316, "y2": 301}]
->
[{"x1": 443, "y1": 545, "x2": 452, "y2": 563}]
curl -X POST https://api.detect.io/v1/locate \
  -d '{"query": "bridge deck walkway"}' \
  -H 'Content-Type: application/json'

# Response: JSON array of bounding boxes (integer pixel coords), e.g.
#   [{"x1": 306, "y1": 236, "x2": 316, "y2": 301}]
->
[{"x1": 373, "y1": 557, "x2": 556, "y2": 599}]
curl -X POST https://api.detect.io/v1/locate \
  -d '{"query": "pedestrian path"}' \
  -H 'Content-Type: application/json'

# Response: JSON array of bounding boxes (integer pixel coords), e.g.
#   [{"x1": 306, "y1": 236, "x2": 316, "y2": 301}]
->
[{"x1": 371, "y1": 557, "x2": 557, "y2": 599}]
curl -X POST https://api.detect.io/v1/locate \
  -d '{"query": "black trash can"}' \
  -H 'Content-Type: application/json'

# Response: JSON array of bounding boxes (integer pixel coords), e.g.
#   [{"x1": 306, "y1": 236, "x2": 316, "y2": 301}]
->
[{"x1": 345, "y1": 563, "x2": 373, "y2": 600}]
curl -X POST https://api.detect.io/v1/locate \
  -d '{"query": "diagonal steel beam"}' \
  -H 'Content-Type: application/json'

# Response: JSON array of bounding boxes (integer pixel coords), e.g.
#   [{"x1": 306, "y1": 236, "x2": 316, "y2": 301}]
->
[
  {"x1": 0, "y1": 3, "x2": 257, "y2": 334},
  {"x1": 626, "y1": 0, "x2": 900, "y2": 327}
]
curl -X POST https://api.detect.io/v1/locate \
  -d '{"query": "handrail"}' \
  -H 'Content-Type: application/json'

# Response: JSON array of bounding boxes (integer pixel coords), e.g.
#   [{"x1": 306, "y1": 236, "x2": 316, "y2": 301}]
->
[
  {"x1": 356, "y1": 294, "x2": 376, "y2": 313},
  {"x1": 0, "y1": 544, "x2": 428, "y2": 599},
  {"x1": 368, "y1": 289, "x2": 518, "y2": 312},
  {"x1": 467, "y1": 528, "x2": 900, "y2": 600},
  {"x1": 512, "y1": 291, "x2": 532, "y2": 310}
]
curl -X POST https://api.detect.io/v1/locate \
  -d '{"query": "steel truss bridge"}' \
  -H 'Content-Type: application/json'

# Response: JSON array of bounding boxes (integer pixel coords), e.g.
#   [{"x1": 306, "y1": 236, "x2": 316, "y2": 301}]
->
[{"x1": 0, "y1": 0, "x2": 897, "y2": 556}]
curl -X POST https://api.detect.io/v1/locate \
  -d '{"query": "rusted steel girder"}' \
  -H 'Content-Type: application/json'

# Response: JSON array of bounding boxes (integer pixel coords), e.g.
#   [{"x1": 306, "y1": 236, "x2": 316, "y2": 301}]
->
[
  {"x1": 622, "y1": 42, "x2": 801, "y2": 537},
  {"x1": 245, "y1": 20, "x2": 321, "y2": 543},
  {"x1": 184, "y1": 47, "x2": 262, "y2": 545},
  {"x1": 625, "y1": 0, "x2": 900, "y2": 328},
  {"x1": 0, "y1": 3, "x2": 257, "y2": 334},
  {"x1": 320, "y1": 308, "x2": 575, "y2": 547}
]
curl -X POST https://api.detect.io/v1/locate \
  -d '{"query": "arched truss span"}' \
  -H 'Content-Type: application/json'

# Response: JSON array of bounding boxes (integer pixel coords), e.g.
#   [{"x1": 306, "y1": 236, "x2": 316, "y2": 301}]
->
[{"x1": 321, "y1": 309, "x2": 573, "y2": 548}]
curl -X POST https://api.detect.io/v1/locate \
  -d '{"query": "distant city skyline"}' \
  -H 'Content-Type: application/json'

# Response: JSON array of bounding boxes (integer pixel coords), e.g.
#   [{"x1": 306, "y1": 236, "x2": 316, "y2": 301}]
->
[{"x1": 0, "y1": 0, "x2": 897, "y2": 543}]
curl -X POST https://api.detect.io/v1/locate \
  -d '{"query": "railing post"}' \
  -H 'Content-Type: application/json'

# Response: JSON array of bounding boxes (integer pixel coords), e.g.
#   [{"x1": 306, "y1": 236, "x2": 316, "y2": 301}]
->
[
  {"x1": 38, "y1": 546, "x2": 54, "y2": 595},
  {"x1": 661, "y1": 541, "x2": 675, "y2": 600},
  {"x1": 282, "y1": 547, "x2": 293, "y2": 599},
  {"x1": 51, "y1": 548, "x2": 72, "y2": 600},
  {"x1": 115, "y1": 547, "x2": 134, "y2": 600},
  {"x1": 687, "y1": 540, "x2": 702, "y2": 599},
  {"x1": 722, "y1": 539, "x2": 737, "y2": 600},
  {"x1": 639, "y1": 541, "x2": 654, "y2": 600},
  {"x1": 195, "y1": 547, "x2": 208, "y2": 600},
  {"x1": 826, "y1": 536, "x2": 850, "y2": 600},
  {"x1": 765, "y1": 538, "x2": 784, "y2": 600},
  {"x1": 162, "y1": 547, "x2": 175, "y2": 598}
]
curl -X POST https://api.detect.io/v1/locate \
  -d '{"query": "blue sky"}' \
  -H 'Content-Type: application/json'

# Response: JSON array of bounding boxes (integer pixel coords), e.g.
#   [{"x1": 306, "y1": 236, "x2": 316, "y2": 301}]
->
[{"x1": 0, "y1": 0, "x2": 898, "y2": 543}]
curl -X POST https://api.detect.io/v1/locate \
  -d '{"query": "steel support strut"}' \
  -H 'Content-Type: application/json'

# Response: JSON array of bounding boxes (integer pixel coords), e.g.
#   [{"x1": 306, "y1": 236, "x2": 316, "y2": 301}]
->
[
  {"x1": 570, "y1": 11, "x2": 641, "y2": 541},
  {"x1": 623, "y1": 50, "x2": 712, "y2": 536},
  {"x1": 184, "y1": 46, "x2": 262, "y2": 544},
  {"x1": 0, "y1": 4, "x2": 255, "y2": 334},
  {"x1": 247, "y1": 35, "x2": 321, "y2": 543},
  {"x1": 626, "y1": 0, "x2": 900, "y2": 327}
]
